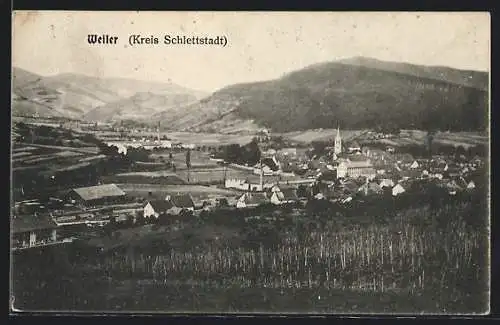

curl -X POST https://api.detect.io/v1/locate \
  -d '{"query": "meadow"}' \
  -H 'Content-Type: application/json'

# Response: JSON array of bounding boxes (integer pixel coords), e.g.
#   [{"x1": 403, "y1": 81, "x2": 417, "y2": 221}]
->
[
  {"x1": 281, "y1": 128, "x2": 488, "y2": 149},
  {"x1": 282, "y1": 129, "x2": 366, "y2": 143}
]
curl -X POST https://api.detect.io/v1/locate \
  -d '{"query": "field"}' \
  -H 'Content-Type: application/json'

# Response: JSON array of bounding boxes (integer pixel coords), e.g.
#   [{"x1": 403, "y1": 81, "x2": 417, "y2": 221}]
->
[
  {"x1": 155, "y1": 151, "x2": 220, "y2": 170},
  {"x1": 12, "y1": 143, "x2": 103, "y2": 174},
  {"x1": 95, "y1": 199, "x2": 489, "y2": 314},
  {"x1": 12, "y1": 193, "x2": 488, "y2": 313},
  {"x1": 282, "y1": 129, "x2": 366, "y2": 143},
  {"x1": 281, "y1": 128, "x2": 488, "y2": 149}
]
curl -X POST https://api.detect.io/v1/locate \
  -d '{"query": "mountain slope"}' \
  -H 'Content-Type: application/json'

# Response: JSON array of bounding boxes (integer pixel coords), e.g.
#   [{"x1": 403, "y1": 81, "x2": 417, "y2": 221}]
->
[
  {"x1": 167, "y1": 58, "x2": 488, "y2": 133},
  {"x1": 11, "y1": 67, "x2": 207, "y2": 121},
  {"x1": 336, "y1": 56, "x2": 488, "y2": 91},
  {"x1": 84, "y1": 91, "x2": 200, "y2": 122}
]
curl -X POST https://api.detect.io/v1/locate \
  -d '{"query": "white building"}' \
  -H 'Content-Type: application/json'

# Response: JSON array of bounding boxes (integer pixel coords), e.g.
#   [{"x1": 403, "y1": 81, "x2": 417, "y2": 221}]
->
[
  {"x1": 379, "y1": 178, "x2": 395, "y2": 188},
  {"x1": 224, "y1": 178, "x2": 266, "y2": 192},
  {"x1": 236, "y1": 193, "x2": 268, "y2": 208},
  {"x1": 392, "y1": 184, "x2": 406, "y2": 196},
  {"x1": 337, "y1": 160, "x2": 376, "y2": 179},
  {"x1": 467, "y1": 181, "x2": 476, "y2": 190},
  {"x1": 143, "y1": 200, "x2": 174, "y2": 219},
  {"x1": 270, "y1": 188, "x2": 299, "y2": 205}
]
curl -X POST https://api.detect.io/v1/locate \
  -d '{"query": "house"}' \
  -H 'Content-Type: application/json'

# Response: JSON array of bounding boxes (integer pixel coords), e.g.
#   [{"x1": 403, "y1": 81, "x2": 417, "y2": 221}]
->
[
  {"x1": 392, "y1": 184, "x2": 406, "y2": 196},
  {"x1": 444, "y1": 164, "x2": 462, "y2": 177},
  {"x1": 68, "y1": 184, "x2": 127, "y2": 208},
  {"x1": 456, "y1": 177, "x2": 470, "y2": 189},
  {"x1": 225, "y1": 178, "x2": 249, "y2": 191},
  {"x1": 143, "y1": 200, "x2": 174, "y2": 219},
  {"x1": 270, "y1": 188, "x2": 299, "y2": 205},
  {"x1": 358, "y1": 181, "x2": 383, "y2": 196},
  {"x1": 432, "y1": 173, "x2": 444, "y2": 180},
  {"x1": 260, "y1": 157, "x2": 280, "y2": 173},
  {"x1": 393, "y1": 153, "x2": 415, "y2": 166},
  {"x1": 379, "y1": 178, "x2": 395, "y2": 189},
  {"x1": 341, "y1": 196, "x2": 353, "y2": 204},
  {"x1": 12, "y1": 214, "x2": 58, "y2": 250},
  {"x1": 342, "y1": 180, "x2": 360, "y2": 195},
  {"x1": 337, "y1": 159, "x2": 376, "y2": 179},
  {"x1": 262, "y1": 148, "x2": 277, "y2": 156},
  {"x1": 313, "y1": 192, "x2": 326, "y2": 200},
  {"x1": 446, "y1": 180, "x2": 463, "y2": 195},
  {"x1": 199, "y1": 198, "x2": 219, "y2": 211},
  {"x1": 165, "y1": 194, "x2": 195, "y2": 214},
  {"x1": 347, "y1": 141, "x2": 362, "y2": 154},
  {"x1": 253, "y1": 163, "x2": 275, "y2": 176},
  {"x1": 279, "y1": 148, "x2": 297, "y2": 156},
  {"x1": 236, "y1": 193, "x2": 268, "y2": 209},
  {"x1": 399, "y1": 169, "x2": 421, "y2": 180},
  {"x1": 410, "y1": 161, "x2": 420, "y2": 169},
  {"x1": 466, "y1": 181, "x2": 476, "y2": 190}
]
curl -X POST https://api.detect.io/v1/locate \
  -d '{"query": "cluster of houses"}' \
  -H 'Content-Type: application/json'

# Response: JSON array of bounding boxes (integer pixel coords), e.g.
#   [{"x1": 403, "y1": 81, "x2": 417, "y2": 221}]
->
[
  {"x1": 104, "y1": 140, "x2": 195, "y2": 155},
  {"x1": 11, "y1": 126, "x2": 485, "y2": 252}
]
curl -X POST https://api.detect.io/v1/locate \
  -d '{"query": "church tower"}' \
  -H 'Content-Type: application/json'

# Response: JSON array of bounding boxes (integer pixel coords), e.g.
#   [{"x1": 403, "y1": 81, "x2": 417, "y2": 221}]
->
[{"x1": 334, "y1": 126, "x2": 342, "y2": 155}]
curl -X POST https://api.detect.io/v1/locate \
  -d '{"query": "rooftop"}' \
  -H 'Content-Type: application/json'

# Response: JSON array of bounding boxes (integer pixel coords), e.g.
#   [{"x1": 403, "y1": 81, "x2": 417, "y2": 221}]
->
[
  {"x1": 242, "y1": 193, "x2": 268, "y2": 205},
  {"x1": 72, "y1": 184, "x2": 126, "y2": 201},
  {"x1": 168, "y1": 194, "x2": 195, "y2": 208},
  {"x1": 147, "y1": 200, "x2": 174, "y2": 212},
  {"x1": 341, "y1": 160, "x2": 374, "y2": 168},
  {"x1": 12, "y1": 214, "x2": 57, "y2": 234},
  {"x1": 281, "y1": 188, "x2": 299, "y2": 200}
]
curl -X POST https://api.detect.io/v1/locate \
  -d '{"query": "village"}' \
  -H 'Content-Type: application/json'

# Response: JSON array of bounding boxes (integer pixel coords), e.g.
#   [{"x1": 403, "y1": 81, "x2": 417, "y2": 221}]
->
[{"x1": 11, "y1": 120, "x2": 486, "y2": 252}]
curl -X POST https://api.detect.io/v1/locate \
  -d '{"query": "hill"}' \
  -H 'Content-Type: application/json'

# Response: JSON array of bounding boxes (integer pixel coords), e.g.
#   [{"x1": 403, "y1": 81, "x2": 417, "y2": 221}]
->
[
  {"x1": 11, "y1": 67, "x2": 207, "y2": 121},
  {"x1": 163, "y1": 57, "x2": 488, "y2": 133},
  {"x1": 84, "y1": 91, "x2": 199, "y2": 122}
]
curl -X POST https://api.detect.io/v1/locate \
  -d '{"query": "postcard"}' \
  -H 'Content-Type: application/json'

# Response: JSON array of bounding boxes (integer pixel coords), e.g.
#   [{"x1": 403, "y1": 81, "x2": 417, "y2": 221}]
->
[{"x1": 10, "y1": 11, "x2": 490, "y2": 315}]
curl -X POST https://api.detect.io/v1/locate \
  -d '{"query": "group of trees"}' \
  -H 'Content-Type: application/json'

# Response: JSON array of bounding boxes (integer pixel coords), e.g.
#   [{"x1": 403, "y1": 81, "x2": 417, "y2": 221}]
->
[
  {"x1": 220, "y1": 138, "x2": 262, "y2": 165},
  {"x1": 309, "y1": 141, "x2": 329, "y2": 158},
  {"x1": 373, "y1": 124, "x2": 401, "y2": 135},
  {"x1": 362, "y1": 139, "x2": 488, "y2": 159}
]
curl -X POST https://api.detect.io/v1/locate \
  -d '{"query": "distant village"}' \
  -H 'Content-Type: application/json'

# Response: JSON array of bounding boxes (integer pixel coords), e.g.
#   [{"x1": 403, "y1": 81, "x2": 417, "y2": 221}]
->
[{"x1": 12, "y1": 120, "x2": 486, "y2": 252}]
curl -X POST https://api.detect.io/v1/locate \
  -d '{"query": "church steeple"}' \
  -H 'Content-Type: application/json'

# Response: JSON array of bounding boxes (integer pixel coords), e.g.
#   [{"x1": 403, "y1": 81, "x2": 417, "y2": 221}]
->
[{"x1": 334, "y1": 125, "x2": 342, "y2": 155}]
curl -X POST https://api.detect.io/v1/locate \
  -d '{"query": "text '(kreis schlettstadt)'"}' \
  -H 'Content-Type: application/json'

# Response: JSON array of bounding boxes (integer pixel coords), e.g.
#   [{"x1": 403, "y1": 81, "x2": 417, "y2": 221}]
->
[{"x1": 86, "y1": 34, "x2": 228, "y2": 47}]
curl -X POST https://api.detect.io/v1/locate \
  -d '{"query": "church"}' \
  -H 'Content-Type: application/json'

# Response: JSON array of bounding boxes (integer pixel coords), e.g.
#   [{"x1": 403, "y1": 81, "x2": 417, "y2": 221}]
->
[
  {"x1": 334, "y1": 127, "x2": 342, "y2": 156},
  {"x1": 332, "y1": 126, "x2": 376, "y2": 180}
]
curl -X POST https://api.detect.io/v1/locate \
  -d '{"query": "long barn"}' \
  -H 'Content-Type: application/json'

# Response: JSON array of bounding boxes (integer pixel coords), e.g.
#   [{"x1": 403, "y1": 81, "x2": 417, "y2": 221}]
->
[{"x1": 68, "y1": 184, "x2": 127, "y2": 208}]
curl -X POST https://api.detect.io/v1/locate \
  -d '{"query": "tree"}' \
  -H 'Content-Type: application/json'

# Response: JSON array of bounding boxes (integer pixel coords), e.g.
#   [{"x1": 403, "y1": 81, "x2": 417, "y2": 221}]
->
[
  {"x1": 297, "y1": 185, "x2": 309, "y2": 198},
  {"x1": 217, "y1": 198, "x2": 229, "y2": 207},
  {"x1": 311, "y1": 141, "x2": 328, "y2": 157},
  {"x1": 224, "y1": 144, "x2": 242, "y2": 163},
  {"x1": 455, "y1": 145, "x2": 467, "y2": 159},
  {"x1": 128, "y1": 147, "x2": 150, "y2": 162},
  {"x1": 426, "y1": 131, "x2": 436, "y2": 156},
  {"x1": 243, "y1": 138, "x2": 261, "y2": 166},
  {"x1": 185, "y1": 149, "x2": 191, "y2": 169}
]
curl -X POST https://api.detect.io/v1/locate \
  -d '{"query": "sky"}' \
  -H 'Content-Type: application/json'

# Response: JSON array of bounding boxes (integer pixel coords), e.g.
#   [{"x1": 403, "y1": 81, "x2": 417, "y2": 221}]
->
[{"x1": 12, "y1": 11, "x2": 490, "y2": 93}]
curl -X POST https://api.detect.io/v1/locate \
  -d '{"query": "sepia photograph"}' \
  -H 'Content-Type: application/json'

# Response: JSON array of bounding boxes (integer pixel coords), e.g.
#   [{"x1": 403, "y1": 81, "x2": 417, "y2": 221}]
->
[{"x1": 10, "y1": 11, "x2": 490, "y2": 315}]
